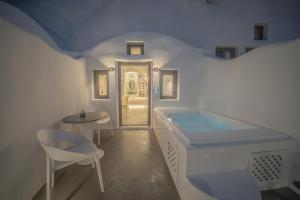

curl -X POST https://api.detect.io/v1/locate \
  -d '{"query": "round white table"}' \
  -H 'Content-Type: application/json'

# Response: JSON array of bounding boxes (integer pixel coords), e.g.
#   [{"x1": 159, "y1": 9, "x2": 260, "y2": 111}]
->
[
  {"x1": 62, "y1": 112, "x2": 108, "y2": 165},
  {"x1": 62, "y1": 112, "x2": 108, "y2": 124}
]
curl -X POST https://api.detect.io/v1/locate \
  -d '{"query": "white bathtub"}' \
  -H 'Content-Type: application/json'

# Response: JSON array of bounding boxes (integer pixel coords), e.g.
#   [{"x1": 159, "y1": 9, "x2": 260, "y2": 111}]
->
[
  {"x1": 153, "y1": 107, "x2": 297, "y2": 200},
  {"x1": 156, "y1": 108, "x2": 289, "y2": 146}
]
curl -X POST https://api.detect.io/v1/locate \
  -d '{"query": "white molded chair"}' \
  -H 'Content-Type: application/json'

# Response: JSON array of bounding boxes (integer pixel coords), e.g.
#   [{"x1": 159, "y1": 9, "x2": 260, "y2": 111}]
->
[
  {"x1": 37, "y1": 129, "x2": 104, "y2": 200},
  {"x1": 96, "y1": 113, "x2": 113, "y2": 145}
]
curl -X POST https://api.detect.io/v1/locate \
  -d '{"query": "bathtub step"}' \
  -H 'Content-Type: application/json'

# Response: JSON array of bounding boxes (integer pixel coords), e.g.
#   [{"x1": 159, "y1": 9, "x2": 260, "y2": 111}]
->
[{"x1": 188, "y1": 170, "x2": 261, "y2": 200}]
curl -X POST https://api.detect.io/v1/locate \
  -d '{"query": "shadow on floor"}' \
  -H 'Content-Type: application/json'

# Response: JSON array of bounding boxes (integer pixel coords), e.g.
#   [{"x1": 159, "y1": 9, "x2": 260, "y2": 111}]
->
[{"x1": 261, "y1": 187, "x2": 300, "y2": 200}]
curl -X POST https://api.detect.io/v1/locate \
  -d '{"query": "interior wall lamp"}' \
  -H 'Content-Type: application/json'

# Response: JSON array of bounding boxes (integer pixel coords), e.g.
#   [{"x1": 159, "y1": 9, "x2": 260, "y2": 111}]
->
[{"x1": 108, "y1": 65, "x2": 115, "y2": 71}]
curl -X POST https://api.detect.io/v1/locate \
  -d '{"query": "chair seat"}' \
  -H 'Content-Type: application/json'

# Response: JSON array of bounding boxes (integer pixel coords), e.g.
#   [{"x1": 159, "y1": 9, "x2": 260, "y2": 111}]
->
[
  {"x1": 54, "y1": 160, "x2": 76, "y2": 171},
  {"x1": 96, "y1": 116, "x2": 110, "y2": 124},
  {"x1": 68, "y1": 139, "x2": 97, "y2": 154},
  {"x1": 53, "y1": 139, "x2": 104, "y2": 170},
  {"x1": 68, "y1": 139, "x2": 104, "y2": 158}
]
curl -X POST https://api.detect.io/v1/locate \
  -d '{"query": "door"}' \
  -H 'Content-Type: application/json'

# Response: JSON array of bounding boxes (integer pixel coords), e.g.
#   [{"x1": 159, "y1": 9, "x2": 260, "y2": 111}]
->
[{"x1": 118, "y1": 62, "x2": 151, "y2": 127}]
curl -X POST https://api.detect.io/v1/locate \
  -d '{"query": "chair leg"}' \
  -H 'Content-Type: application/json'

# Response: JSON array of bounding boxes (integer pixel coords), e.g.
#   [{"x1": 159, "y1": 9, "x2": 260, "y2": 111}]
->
[
  {"x1": 91, "y1": 158, "x2": 95, "y2": 168},
  {"x1": 94, "y1": 157, "x2": 104, "y2": 192},
  {"x1": 98, "y1": 127, "x2": 101, "y2": 145},
  {"x1": 109, "y1": 120, "x2": 114, "y2": 137},
  {"x1": 46, "y1": 155, "x2": 53, "y2": 200},
  {"x1": 51, "y1": 160, "x2": 54, "y2": 188}
]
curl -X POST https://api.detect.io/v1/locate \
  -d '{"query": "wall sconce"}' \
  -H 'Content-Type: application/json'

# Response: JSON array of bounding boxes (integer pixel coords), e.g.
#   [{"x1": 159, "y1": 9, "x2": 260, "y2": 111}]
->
[
  {"x1": 108, "y1": 66, "x2": 115, "y2": 71},
  {"x1": 152, "y1": 67, "x2": 160, "y2": 72}
]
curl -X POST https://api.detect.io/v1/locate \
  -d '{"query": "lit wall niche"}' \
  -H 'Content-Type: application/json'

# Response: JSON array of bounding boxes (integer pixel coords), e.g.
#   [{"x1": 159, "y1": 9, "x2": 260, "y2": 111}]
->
[
  {"x1": 159, "y1": 70, "x2": 178, "y2": 99},
  {"x1": 94, "y1": 70, "x2": 109, "y2": 99},
  {"x1": 127, "y1": 41, "x2": 144, "y2": 55}
]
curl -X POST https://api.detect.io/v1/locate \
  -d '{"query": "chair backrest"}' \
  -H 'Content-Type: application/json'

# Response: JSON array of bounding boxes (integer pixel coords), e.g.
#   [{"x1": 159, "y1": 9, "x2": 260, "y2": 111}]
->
[{"x1": 37, "y1": 129, "x2": 91, "y2": 162}]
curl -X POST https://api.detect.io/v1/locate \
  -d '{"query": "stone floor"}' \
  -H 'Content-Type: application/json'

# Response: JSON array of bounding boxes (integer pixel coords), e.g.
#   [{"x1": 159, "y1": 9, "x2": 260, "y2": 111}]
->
[
  {"x1": 261, "y1": 187, "x2": 300, "y2": 200},
  {"x1": 122, "y1": 107, "x2": 148, "y2": 126},
  {"x1": 34, "y1": 129, "x2": 300, "y2": 200},
  {"x1": 33, "y1": 130, "x2": 180, "y2": 200}
]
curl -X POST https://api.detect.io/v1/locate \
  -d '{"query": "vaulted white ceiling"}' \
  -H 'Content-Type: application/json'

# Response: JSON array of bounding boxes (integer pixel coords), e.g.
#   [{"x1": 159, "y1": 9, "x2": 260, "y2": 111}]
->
[{"x1": 1, "y1": 0, "x2": 300, "y2": 54}]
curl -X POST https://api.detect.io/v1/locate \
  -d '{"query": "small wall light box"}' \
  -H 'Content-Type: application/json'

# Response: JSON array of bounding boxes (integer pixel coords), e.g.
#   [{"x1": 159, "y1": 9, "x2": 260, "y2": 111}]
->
[{"x1": 127, "y1": 41, "x2": 144, "y2": 55}]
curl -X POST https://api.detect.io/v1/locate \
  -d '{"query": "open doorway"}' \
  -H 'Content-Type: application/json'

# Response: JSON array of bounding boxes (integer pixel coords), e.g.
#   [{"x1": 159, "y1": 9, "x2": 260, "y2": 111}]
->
[{"x1": 118, "y1": 62, "x2": 151, "y2": 127}]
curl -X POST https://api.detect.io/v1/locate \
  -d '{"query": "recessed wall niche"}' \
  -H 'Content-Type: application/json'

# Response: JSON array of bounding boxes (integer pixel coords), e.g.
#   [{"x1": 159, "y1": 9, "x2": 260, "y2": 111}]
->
[{"x1": 126, "y1": 41, "x2": 144, "y2": 55}]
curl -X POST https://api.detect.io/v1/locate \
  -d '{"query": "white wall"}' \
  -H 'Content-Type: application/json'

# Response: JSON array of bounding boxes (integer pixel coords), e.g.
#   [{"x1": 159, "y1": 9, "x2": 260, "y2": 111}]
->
[
  {"x1": 85, "y1": 32, "x2": 204, "y2": 127},
  {"x1": 0, "y1": 17, "x2": 88, "y2": 200},
  {"x1": 86, "y1": 31, "x2": 300, "y2": 157},
  {"x1": 198, "y1": 38, "x2": 300, "y2": 159},
  {"x1": 0, "y1": 2, "x2": 299, "y2": 197},
  {"x1": 86, "y1": 31, "x2": 300, "y2": 144}
]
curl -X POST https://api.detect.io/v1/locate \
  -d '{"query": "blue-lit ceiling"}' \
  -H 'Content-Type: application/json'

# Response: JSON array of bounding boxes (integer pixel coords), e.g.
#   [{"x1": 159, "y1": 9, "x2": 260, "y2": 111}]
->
[{"x1": 1, "y1": 0, "x2": 300, "y2": 54}]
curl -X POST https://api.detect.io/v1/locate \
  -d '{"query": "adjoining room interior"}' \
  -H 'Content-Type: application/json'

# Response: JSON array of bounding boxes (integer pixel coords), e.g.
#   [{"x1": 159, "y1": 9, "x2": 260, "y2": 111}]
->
[
  {"x1": 0, "y1": 1, "x2": 300, "y2": 200},
  {"x1": 118, "y1": 63, "x2": 150, "y2": 127}
]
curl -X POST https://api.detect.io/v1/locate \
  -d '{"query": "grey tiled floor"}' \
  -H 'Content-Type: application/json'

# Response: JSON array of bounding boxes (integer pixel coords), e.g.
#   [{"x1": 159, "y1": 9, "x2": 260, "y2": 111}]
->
[{"x1": 34, "y1": 129, "x2": 299, "y2": 200}]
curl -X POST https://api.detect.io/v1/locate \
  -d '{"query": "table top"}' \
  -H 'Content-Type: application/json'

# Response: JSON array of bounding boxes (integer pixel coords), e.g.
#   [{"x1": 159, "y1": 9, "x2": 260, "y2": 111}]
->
[{"x1": 62, "y1": 112, "x2": 108, "y2": 123}]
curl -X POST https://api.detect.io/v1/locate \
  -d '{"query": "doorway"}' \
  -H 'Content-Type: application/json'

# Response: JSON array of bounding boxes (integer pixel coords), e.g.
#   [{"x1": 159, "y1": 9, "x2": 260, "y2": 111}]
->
[{"x1": 118, "y1": 62, "x2": 152, "y2": 127}]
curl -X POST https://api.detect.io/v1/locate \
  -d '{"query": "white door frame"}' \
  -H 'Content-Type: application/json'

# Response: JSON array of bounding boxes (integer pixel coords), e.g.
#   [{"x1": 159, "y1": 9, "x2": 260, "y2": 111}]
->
[{"x1": 116, "y1": 60, "x2": 153, "y2": 128}]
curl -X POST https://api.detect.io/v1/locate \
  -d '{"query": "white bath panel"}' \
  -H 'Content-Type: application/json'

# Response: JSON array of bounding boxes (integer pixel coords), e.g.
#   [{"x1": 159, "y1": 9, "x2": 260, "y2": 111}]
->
[
  {"x1": 167, "y1": 140, "x2": 179, "y2": 185},
  {"x1": 247, "y1": 150, "x2": 288, "y2": 190}
]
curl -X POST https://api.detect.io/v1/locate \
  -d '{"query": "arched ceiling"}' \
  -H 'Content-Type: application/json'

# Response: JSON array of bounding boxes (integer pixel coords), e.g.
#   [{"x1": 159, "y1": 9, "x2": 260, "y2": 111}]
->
[
  {"x1": 2, "y1": 0, "x2": 211, "y2": 52},
  {"x1": 1, "y1": 0, "x2": 300, "y2": 54}
]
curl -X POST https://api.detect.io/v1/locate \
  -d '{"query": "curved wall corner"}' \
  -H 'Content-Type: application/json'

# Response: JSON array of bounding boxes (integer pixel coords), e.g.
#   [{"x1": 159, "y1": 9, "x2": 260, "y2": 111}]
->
[
  {"x1": 0, "y1": 2, "x2": 60, "y2": 53},
  {"x1": 198, "y1": 38, "x2": 300, "y2": 154},
  {"x1": 0, "y1": 16, "x2": 88, "y2": 199}
]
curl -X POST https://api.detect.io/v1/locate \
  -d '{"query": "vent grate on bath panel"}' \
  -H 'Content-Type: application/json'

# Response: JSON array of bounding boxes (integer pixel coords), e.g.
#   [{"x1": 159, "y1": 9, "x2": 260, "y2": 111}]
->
[
  {"x1": 167, "y1": 140, "x2": 179, "y2": 184},
  {"x1": 247, "y1": 150, "x2": 287, "y2": 189}
]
